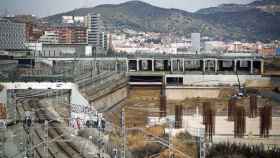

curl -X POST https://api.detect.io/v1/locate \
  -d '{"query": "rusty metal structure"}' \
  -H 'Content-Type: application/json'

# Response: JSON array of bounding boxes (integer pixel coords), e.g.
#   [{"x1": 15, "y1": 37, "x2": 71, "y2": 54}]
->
[
  {"x1": 0, "y1": 103, "x2": 7, "y2": 119},
  {"x1": 228, "y1": 97, "x2": 237, "y2": 121},
  {"x1": 175, "y1": 104, "x2": 183, "y2": 129},
  {"x1": 202, "y1": 102, "x2": 215, "y2": 142},
  {"x1": 160, "y1": 82, "x2": 167, "y2": 117},
  {"x1": 202, "y1": 102, "x2": 209, "y2": 124},
  {"x1": 259, "y1": 105, "x2": 272, "y2": 138},
  {"x1": 249, "y1": 94, "x2": 258, "y2": 118},
  {"x1": 234, "y1": 106, "x2": 246, "y2": 138}
]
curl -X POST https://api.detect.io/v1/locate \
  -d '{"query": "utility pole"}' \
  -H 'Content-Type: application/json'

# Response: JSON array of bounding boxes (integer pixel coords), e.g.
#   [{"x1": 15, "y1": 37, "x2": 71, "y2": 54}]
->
[
  {"x1": 168, "y1": 118, "x2": 173, "y2": 158},
  {"x1": 24, "y1": 113, "x2": 33, "y2": 158},
  {"x1": 97, "y1": 115, "x2": 101, "y2": 158},
  {"x1": 113, "y1": 148, "x2": 118, "y2": 158},
  {"x1": 91, "y1": 60, "x2": 94, "y2": 80},
  {"x1": 121, "y1": 108, "x2": 126, "y2": 158},
  {"x1": 199, "y1": 128, "x2": 205, "y2": 158},
  {"x1": 13, "y1": 89, "x2": 17, "y2": 125},
  {"x1": 0, "y1": 121, "x2": 6, "y2": 158},
  {"x1": 43, "y1": 120, "x2": 49, "y2": 158},
  {"x1": 96, "y1": 113, "x2": 105, "y2": 158}
]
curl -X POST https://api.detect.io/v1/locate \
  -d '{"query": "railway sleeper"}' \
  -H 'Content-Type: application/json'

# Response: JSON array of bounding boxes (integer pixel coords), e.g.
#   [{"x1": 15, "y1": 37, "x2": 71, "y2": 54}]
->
[
  {"x1": 35, "y1": 127, "x2": 68, "y2": 158},
  {"x1": 48, "y1": 127, "x2": 84, "y2": 158}
]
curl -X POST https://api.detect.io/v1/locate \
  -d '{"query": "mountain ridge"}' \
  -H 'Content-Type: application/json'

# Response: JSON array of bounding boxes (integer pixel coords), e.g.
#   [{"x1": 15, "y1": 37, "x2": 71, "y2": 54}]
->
[
  {"x1": 43, "y1": 0, "x2": 280, "y2": 41},
  {"x1": 196, "y1": 0, "x2": 280, "y2": 14}
]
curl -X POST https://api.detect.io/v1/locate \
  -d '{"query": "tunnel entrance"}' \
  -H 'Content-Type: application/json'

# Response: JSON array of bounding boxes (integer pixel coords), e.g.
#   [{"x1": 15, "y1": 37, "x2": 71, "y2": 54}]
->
[
  {"x1": 129, "y1": 75, "x2": 163, "y2": 85},
  {"x1": 166, "y1": 76, "x2": 183, "y2": 86}
]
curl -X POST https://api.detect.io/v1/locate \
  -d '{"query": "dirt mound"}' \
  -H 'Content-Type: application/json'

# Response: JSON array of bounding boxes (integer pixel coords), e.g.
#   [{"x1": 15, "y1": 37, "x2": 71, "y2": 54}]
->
[
  {"x1": 245, "y1": 80, "x2": 272, "y2": 88},
  {"x1": 218, "y1": 88, "x2": 235, "y2": 98}
]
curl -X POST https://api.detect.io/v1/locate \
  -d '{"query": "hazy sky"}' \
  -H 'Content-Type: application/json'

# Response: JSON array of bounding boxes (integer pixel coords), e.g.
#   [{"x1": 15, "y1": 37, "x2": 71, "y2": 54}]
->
[{"x1": 0, "y1": 0, "x2": 256, "y2": 17}]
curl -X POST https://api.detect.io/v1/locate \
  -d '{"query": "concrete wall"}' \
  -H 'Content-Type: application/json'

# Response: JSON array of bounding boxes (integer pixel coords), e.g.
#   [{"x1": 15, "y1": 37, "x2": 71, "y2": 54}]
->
[
  {"x1": 0, "y1": 86, "x2": 7, "y2": 106},
  {"x1": 166, "y1": 88, "x2": 221, "y2": 100},
  {"x1": 0, "y1": 87, "x2": 15, "y2": 123},
  {"x1": 90, "y1": 86, "x2": 128, "y2": 112},
  {"x1": 80, "y1": 72, "x2": 128, "y2": 111},
  {"x1": 164, "y1": 74, "x2": 271, "y2": 100},
  {"x1": 165, "y1": 74, "x2": 270, "y2": 86},
  {"x1": 42, "y1": 44, "x2": 86, "y2": 56},
  {"x1": 1, "y1": 82, "x2": 74, "y2": 90},
  {"x1": 71, "y1": 85, "x2": 90, "y2": 107}
]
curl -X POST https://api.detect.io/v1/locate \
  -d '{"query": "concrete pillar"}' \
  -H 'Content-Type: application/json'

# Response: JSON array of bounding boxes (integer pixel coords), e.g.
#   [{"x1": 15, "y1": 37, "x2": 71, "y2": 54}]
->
[
  {"x1": 152, "y1": 59, "x2": 155, "y2": 72},
  {"x1": 203, "y1": 59, "x2": 206, "y2": 73},
  {"x1": 261, "y1": 60, "x2": 264, "y2": 75},
  {"x1": 136, "y1": 59, "x2": 139, "y2": 72},
  {"x1": 182, "y1": 59, "x2": 185, "y2": 73},
  {"x1": 215, "y1": 59, "x2": 218, "y2": 73},
  {"x1": 171, "y1": 59, "x2": 174, "y2": 73},
  {"x1": 234, "y1": 60, "x2": 237, "y2": 72},
  {"x1": 126, "y1": 59, "x2": 129, "y2": 72},
  {"x1": 250, "y1": 60, "x2": 254, "y2": 74},
  {"x1": 115, "y1": 60, "x2": 118, "y2": 72},
  {"x1": 100, "y1": 62, "x2": 103, "y2": 72},
  {"x1": 177, "y1": 60, "x2": 180, "y2": 72}
]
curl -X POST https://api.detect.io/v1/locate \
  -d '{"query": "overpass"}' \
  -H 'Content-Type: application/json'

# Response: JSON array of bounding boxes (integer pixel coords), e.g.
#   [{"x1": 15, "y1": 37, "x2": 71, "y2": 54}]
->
[{"x1": 15, "y1": 53, "x2": 265, "y2": 75}]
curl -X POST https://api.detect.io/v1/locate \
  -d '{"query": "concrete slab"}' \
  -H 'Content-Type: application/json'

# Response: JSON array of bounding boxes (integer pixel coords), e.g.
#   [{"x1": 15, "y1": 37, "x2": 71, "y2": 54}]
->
[{"x1": 183, "y1": 115, "x2": 280, "y2": 142}]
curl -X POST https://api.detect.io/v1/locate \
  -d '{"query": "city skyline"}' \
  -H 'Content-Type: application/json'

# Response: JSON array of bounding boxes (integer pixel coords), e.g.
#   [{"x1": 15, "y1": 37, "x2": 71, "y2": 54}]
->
[
  {"x1": 0, "y1": 0, "x2": 280, "y2": 157},
  {"x1": 0, "y1": 0, "x2": 255, "y2": 17}
]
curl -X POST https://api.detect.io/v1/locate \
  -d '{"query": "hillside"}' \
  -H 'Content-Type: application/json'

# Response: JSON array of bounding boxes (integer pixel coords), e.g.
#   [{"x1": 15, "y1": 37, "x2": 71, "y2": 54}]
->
[
  {"x1": 196, "y1": 4, "x2": 254, "y2": 14},
  {"x1": 197, "y1": 0, "x2": 280, "y2": 14},
  {"x1": 43, "y1": 0, "x2": 280, "y2": 41}
]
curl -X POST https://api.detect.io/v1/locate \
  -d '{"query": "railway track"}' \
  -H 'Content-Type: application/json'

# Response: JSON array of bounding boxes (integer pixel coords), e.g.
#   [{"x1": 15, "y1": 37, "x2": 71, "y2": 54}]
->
[
  {"x1": 16, "y1": 98, "x2": 85, "y2": 158},
  {"x1": 48, "y1": 122, "x2": 84, "y2": 158},
  {"x1": 16, "y1": 99, "x2": 46, "y2": 158}
]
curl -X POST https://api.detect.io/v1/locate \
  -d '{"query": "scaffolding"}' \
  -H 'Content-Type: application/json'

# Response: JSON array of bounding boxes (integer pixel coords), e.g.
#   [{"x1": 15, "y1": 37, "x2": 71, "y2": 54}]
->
[
  {"x1": 160, "y1": 95, "x2": 167, "y2": 118},
  {"x1": 160, "y1": 80, "x2": 167, "y2": 117},
  {"x1": 121, "y1": 108, "x2": 126, "y2": 158},
  {"x1": 175, "y1": 105, "x2": 183, "y2": 129},
  {"x1": 228, "y1": 97, "x2": 237, "y2": 121},
  {"x1": 249, "y1": 94, "x2": 258, "y2": 118},
  {"x1": 234, "y1": 106, "x2": 246, "y2": 138},
  {"x1": 259, "y1": 105, "x2": 272, "y2": 138},
  {"x1": 202, "y1": 102, "x2": 215, "y2": 142}
]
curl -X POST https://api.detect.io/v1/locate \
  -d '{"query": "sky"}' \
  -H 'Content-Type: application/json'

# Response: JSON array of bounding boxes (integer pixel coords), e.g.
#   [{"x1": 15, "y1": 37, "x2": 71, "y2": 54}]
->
[{"x1": 0, "y1": 0, "x2": 256, "y2": 17}]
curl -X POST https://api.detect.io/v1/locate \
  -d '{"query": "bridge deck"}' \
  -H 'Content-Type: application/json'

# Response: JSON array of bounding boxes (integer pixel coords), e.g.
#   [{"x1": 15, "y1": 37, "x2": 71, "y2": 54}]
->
[{"x1": 14, "y1": 52, "x2": 264, "y2": 60}]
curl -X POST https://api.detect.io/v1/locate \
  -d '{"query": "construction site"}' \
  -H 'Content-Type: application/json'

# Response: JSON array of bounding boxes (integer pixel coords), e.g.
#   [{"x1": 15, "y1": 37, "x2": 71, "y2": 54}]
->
[{"x1": 1, "y1": 54, "x2": 280, "y2": 158}]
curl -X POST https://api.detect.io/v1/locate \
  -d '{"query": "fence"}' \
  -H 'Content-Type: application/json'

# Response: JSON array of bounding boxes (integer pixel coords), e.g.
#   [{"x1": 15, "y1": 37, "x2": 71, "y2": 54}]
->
[{"x1": 81, "y1": 128, "x2": 134, "y2": 158}]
